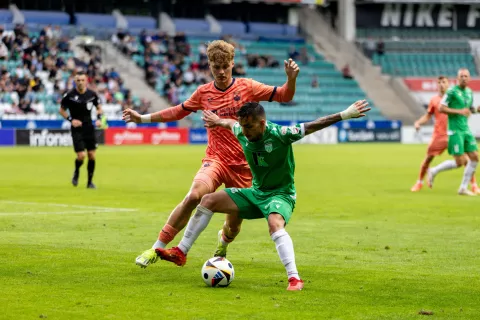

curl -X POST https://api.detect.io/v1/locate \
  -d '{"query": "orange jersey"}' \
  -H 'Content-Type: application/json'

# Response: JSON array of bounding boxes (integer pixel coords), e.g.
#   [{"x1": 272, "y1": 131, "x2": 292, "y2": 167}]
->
[
  {"x1": 427, "y1": 94, "x2": 448, "y2": 138},
  {"x1": 165, "y1": 78, "x2": 294, "y2": 165}
]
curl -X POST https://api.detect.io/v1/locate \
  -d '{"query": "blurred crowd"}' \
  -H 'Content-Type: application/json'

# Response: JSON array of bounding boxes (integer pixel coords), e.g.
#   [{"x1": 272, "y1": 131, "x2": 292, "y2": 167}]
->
[{"x1": 0, "y1": 24, "x2": 151, "y2": 116}]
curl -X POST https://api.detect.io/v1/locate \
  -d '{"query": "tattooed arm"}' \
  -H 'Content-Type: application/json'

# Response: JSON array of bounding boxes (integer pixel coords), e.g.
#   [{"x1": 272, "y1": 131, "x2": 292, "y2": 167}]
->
[{"x1": 304, "y1": 100, "x2": 371, "y2": 136}]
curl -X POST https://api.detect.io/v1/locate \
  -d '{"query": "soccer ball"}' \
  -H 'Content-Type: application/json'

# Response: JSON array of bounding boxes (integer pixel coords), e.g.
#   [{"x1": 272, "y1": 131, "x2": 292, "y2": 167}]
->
[{"x1": 201, "y1": 257, "x2": 234, "y2": 287}]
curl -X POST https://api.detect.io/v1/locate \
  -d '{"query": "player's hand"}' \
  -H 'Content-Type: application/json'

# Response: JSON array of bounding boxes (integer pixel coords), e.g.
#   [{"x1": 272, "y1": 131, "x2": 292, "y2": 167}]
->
[
  {"x1": 414, "y1": 121, "x2": 421, "y2": 131},
  {"x1": 202, "y1": 110, "x2": 220, "y2": 128},
  {"x1": 341, "y1": 100, "x2": 371, "y2": 119},
  {"x1": 460, "y1": 108, "x2": 471, "y2": 117},
  {"x1": 122, "y1": 108, "x2": 141, "y2": 123},
  {"x1": 95, "y1": 120, "x2": 101, "y2": 128},
  {"x1": 284, "y1": 58, "x2": 300, "y2": 80},
  {"x1": 71, "y1": 119, "x2": 82, "y2": 127}
]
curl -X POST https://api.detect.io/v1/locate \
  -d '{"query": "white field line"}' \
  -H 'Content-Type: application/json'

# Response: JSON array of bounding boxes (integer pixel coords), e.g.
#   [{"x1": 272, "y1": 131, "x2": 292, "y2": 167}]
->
[
  {"x1": 0, "y1": 210, "x2": 118, "y2": 216},
  {"x1": 0, "y1": 200, "x2": 137, "y2": 212}
]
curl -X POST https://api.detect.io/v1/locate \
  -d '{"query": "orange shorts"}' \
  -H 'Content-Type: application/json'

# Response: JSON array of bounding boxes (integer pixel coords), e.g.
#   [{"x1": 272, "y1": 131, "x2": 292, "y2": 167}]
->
[
  {"x1": 427, "y1": 136, "x2": 448, "y2": 156},
  {"x1": 193, "y1": 159, "x2": 252, "y2": 193}
]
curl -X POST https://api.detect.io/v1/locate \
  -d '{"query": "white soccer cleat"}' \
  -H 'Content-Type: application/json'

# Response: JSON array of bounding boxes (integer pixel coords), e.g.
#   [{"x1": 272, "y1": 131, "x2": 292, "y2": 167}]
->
[
  {"x1": 458, "y1": 188, "x2": 476, "y2": 196},
  {"x1": 427, "y1": 169, "x2": 435, "y2": 189}
]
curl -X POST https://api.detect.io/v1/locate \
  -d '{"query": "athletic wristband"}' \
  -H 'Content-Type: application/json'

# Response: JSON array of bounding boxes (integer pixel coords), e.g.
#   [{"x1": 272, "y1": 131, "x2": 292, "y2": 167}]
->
[
  {"x1": 97, "y1": 114, "x2": 102, "y2": 120},
  {"x1": 340, "y1": 104, "x2": 360, "y2": 120},
  {"x1": 140, "y1": 114, "x2": 152, "y2": 123},
  {"x1": 66, "y1": 116, "x2": 72, "y2": 122}
]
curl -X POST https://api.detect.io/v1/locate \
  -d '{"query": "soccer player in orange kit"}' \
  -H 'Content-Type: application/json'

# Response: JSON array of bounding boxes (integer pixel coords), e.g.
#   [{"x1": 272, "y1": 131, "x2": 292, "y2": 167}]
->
[
  {"x1": 411, "y1": 75, "x2": 478, "y2": 193},
  {"x1": 123, "y1": 40, "x2": 300, "y2": 267}
]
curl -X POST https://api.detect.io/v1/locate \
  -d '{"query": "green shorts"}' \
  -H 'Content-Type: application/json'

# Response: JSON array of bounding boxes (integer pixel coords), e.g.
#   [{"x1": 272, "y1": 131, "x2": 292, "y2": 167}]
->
[
  {"x1": 224, "y1": 187, "x2": 296, "y2": 224},
  {"x1": 448, "y1": 131, "x2": 478, "y2": 156}
]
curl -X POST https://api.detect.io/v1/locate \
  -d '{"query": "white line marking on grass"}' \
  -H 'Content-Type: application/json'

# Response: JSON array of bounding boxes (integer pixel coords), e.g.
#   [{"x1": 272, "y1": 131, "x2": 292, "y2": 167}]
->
[
  {"x1": 0, "y1": 210, "x2": 117, "y2": 216},
  {"x1": 0, "y1": 200, "x2": 137, "y2": 212}
]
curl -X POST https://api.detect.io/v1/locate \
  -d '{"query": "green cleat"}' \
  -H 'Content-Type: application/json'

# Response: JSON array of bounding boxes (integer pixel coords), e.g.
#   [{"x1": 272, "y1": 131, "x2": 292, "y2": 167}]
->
[
  {"x1": 213, "y1": 230, "x2": 228, "y2": 258},
  {"x1": 135, "y1": 248, "x2": 158, "y2": 268}
]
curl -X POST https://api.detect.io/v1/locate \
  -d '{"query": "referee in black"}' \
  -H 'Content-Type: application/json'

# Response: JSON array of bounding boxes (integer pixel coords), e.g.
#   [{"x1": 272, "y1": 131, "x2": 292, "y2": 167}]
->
[{"x1": 59, "y1": 71, "x2": 103, "y2": 189}]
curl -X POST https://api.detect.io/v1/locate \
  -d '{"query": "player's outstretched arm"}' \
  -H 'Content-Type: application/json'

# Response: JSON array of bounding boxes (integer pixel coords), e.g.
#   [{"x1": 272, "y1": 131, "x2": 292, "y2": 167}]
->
[
  {"x1": 202, "y1": 110, "x2": 236, "y2": 130},
  {"x1": 439, "y1": 104, "x2": 470, "y2": 117},
  {"x1": 414, "y1": 113, "x2": 432, "y2": 131},
  {"x1": 252, "y1": 59, "x2": 300, "y2": 103},
  {"x1": 122, "y1": 105, "x2": 192, "y2": 124},
  {"x1": 282, "y1": 58, "x2": 300, "y2": 97},
  {"x1": 303, "y1": 100, "x2": 370, "y2": 135}
]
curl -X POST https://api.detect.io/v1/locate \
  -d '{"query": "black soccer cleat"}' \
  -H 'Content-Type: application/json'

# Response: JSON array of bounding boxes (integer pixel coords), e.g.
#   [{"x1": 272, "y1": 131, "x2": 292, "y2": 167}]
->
[
  {"x1": 72, "y1": 171, "x2": 79, "y2": 187},
  {"x1": 87, "y1": 182, "x2": 96, "y2": 189}
]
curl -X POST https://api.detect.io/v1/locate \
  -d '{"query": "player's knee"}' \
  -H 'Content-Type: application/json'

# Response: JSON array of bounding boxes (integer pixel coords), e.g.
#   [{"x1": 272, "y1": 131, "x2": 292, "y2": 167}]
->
[
  {"x1": 185, "y1": 190, "x2": 204, "y2": 207},
  {"x1": 87, "y1": 152, "x2": 96, "y2": 160},
  {"x1": 267, "y1": 214, "x2": 286, "y2": 235},
  {"x1": 456, "y1": 157, "x2": 467, "y2": 167},
  {"x1": 77, "y1": 152, "x2": 86, "y2": 161},
  {"x1": 199, "y1": 193, "x2": 216, "y2": 210}
]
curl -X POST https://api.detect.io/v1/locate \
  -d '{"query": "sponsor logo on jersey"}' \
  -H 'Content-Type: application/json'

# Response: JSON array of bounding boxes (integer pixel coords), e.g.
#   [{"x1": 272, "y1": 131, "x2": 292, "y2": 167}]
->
[{"x1": 207, "y1": 97, "x2": 221, "y2": 106}]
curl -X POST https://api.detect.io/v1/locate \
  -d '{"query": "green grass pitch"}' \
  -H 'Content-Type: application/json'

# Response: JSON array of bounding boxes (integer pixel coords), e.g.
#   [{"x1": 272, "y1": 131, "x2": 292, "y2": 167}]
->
[{"x1": 1, "y1": 144, "x2": 479, "y2": 319}]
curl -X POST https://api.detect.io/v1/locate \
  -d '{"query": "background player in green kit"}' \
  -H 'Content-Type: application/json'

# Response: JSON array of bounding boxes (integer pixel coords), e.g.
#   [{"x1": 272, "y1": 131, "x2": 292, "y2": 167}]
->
[
  {"x1": 428, "y1": 68, "x2": 480, "y2": 195},
  {"x1": 155, "y1": 99, "x2": 370, "y2": 290}
]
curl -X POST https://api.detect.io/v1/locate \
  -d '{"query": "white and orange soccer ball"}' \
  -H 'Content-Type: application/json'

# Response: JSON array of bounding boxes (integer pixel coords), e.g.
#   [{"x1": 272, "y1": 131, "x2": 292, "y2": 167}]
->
[{"x1": 201, "y1": 257, "x2": 235, "y2": 287}]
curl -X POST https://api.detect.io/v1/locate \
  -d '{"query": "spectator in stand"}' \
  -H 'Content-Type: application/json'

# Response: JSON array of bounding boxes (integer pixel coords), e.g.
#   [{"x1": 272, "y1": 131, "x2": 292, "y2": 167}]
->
[
  {"x1": 342, "y1": 64, "x2": 353, "y2": 80},
  {"x1": 0, "y1": 25, "x2": 151, "y2": 117},
  {"x1": 288, "y1": 46, "x2": 300, "y2": 60}
]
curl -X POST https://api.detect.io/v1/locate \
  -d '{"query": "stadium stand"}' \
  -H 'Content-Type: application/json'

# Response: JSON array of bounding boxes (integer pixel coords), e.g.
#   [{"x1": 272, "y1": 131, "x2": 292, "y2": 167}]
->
[
  {"x1": 0, "y1": 24, "x2": 150, "y2": 120},
  {"x1": 114, "y1": 21, "x2": 384, "y2": 126},
  {"x1": 0, "y1": 7, "x2": 385, "y2": 123},
  {"x1": 357, "y1": 28, "x2": 478, "y2": 77}
]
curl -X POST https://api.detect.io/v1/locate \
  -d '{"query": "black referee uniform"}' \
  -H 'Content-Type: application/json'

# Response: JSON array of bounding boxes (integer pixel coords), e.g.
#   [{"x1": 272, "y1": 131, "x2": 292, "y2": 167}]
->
[
  {"x1": 61, "y1": 88, "x2": 101, "y2": 188},
  {"x1": 61, "y1": 88, "x2": 100, "y2": 152}
]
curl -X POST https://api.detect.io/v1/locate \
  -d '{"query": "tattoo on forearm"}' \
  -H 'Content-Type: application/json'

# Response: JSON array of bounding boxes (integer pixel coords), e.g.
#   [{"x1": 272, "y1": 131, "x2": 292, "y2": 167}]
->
[{"x1": 304, "y1": 113, "x2": 342, "y2": 134}]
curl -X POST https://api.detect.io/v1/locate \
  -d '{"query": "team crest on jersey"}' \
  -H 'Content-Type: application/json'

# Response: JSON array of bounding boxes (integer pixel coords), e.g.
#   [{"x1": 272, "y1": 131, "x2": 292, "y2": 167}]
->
[
  {"x1": 87, "y1": 102, "x2": 93, "y2": 110},
  {"x1": 281, "y1": 126, "x2": 288, "y2": 135},
  {"x1": 233, "y1": 91, "x2": 241, "y2": 101},
  {"x1": 265, "y1": 141, "x2": 273, "y2": 153}
]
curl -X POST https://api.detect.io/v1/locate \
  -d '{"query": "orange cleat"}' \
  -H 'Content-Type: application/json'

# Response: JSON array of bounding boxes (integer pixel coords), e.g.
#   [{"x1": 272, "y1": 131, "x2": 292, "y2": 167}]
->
[
  {"x1": 155, "y1": 247, "x2": 187, "y2": 266},
  {"x1": 471, "y1": 184, "x2": 480, "y2": 195},
  {"x1": 411, "y1": 182, "x2": 423, "y2": 192},
  {"x1": 286, "y1": 277, "x2": 304, "y2": 291}
]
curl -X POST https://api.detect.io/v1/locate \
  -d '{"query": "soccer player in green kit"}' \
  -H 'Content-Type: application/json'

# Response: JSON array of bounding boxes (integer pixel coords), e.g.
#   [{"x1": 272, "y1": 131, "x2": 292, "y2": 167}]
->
[
  {"x1": 155, "y1": 99, "x2": 370, "y2": 290},
  {"x1": 428, "y1": 68, "x2": 480, "y2": 195}
]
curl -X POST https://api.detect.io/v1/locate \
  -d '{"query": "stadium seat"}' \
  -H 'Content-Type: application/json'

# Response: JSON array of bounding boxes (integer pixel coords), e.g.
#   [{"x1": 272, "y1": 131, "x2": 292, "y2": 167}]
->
[
  {"x1": 218, "y1": 20, "x2": 247, "y2": 36},
  {"x1": 125, "y1": 16, "x2": 156, "y2": 29},
  {"x1": 174, "y1": 18, "x2": 210, "y2": 33},
  {"x1": 22, "y1": 10, "x2": 70, "y2": 26},
  {"x1": 0, "y1": 9, "x2": 12, "y2": 24},
  {"x1": 357, "y1": 29, "x2": 478, "y2": 77},
  {"x1": 75, "y1": 13, "x2": 116, "y2": 28}
]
